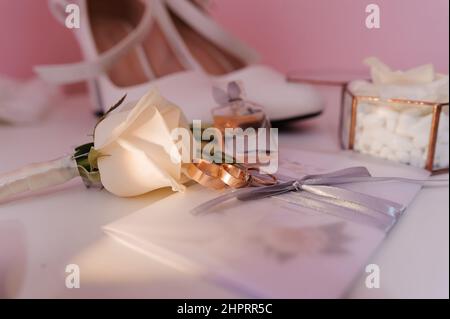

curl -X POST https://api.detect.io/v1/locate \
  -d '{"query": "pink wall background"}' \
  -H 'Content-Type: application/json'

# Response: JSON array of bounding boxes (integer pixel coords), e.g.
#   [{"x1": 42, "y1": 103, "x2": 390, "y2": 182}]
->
[
  {"x1": 0, "y1": 0, "x2": 448, "y2": 80},
  {"x1": 210, "y1": 0, "x2": 449, "y2": 74}
]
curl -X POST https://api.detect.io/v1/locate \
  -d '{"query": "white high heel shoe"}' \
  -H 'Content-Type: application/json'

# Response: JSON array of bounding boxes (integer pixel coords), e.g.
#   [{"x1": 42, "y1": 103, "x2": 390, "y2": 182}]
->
[{"x1": 36, "y1": 0, "x2": 324, "y2": 124}]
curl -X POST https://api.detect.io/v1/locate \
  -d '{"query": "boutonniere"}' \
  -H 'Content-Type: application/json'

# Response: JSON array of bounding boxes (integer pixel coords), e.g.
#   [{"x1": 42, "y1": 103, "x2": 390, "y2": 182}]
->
[{"x1": 1, "y1": 89, "x2": 189, "y2": 202}]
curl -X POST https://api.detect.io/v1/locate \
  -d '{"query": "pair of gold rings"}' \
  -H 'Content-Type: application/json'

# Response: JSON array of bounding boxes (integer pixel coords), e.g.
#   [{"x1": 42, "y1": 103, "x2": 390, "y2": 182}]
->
[{"x1": 183, "y1": 160, "x2": 277, "y2": 190}]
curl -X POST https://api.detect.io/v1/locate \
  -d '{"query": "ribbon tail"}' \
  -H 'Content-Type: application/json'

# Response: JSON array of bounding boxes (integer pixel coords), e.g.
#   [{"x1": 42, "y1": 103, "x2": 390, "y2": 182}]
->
[
  {"x1": 302, "y1": 185, "x2": 405, "y2": 219},
  {"x1": 302, "y1": 167, "x2": 371, "y2": 184},
  {"x1": 191, "y1": 187, "x2": 254, "y2": 215},
  {"x1": 236, "y1": 181, "x2": 297, "y2": 201},
  {"x1": 191, "y1": 181, "x2": 297, "y2": 215},
  {"x1": 278, "y1": 192, "x2": 396, "y2": 231}
]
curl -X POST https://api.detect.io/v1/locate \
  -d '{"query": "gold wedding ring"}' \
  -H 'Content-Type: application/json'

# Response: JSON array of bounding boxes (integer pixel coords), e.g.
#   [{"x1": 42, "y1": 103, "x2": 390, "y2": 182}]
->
[
  {"x1": 219, "y1": 164, "x2": 250, "y2": 188},
  {"x1": 183, "y1": 160, "x2": 226, "y2": 190},
  {"x1": 184, "y1": 161, "x2": 277, "y2": 190}
]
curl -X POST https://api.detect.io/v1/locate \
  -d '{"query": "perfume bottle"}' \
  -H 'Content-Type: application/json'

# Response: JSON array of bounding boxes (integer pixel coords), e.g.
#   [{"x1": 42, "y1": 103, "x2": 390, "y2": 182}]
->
[
  {"x1": 212, "y1": 81, "x2": 270, "y2": 132},
  {"x1": 211, "y1": 82, "x2": 274, "y2": 165}
]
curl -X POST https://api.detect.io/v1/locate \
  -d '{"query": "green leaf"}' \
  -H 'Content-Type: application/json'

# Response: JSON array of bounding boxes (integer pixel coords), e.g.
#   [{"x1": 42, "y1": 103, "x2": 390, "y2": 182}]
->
[
  {"x1": 88, "y1": 147, "x2": 103, "y2": 170},
  {"x1": 73, "y1": 142, "x2": 103, "y2": 188}
]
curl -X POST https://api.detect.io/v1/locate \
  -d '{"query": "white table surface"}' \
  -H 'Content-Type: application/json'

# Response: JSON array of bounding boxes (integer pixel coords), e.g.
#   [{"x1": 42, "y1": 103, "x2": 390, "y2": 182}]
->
[{"x1": 0, "y1": 87, "x2": 448, "y2": 299}]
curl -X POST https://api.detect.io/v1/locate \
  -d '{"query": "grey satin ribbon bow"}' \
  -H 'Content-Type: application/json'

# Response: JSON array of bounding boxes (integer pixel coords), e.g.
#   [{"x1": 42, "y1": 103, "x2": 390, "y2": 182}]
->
[{"x1": 192, "y1": 167, "x2": 447, "y2": 232}]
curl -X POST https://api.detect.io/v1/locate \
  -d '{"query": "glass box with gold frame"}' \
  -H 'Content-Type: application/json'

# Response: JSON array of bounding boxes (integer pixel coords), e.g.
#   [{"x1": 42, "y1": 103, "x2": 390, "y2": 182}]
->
[
  {"x1": 288, "y1": 73, "x2": 449, "y2": 174},
  {"x1": 340, "y1": 85, "x2": 448, "y2": 173}
]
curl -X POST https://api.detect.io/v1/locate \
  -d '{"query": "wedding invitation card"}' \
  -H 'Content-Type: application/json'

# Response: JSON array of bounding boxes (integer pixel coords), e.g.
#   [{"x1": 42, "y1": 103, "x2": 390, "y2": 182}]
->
[{"x1": 104, "y1": 149, "x2": 429, "y2": 298}]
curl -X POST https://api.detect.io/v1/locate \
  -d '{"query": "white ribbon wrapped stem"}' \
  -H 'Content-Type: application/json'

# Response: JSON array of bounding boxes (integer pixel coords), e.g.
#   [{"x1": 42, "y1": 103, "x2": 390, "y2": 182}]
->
[{"x1": 0, "y1": 155, "x2": 79, "y2": 202}]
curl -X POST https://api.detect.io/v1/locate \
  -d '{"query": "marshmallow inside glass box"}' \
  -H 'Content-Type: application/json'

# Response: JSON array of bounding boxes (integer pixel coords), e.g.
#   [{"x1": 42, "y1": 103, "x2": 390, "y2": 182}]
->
[
  {"x1": 286, "y1": 58, "x2": 449, "y2": 173},
  {"x1": 340, "y1": 84, "x2": 449, "y2": 173}
]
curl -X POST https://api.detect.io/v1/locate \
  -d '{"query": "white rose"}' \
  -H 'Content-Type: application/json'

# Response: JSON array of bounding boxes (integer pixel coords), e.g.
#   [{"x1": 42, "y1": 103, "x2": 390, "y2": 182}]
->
[{"x1": 94, "y1": 89, "x2": 188, "y2": 197}]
